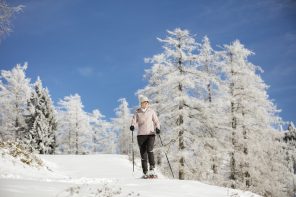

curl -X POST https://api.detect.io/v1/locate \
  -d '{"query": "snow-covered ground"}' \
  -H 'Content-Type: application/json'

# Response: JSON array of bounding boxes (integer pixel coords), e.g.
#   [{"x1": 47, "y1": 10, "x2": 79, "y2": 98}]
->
[{"x1": 0, "y1": 153, "x2": 261, "y2": 197}]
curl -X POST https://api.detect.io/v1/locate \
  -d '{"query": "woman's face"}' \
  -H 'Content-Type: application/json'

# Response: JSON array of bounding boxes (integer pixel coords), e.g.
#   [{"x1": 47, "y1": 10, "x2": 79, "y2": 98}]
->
[{"x1": 141, "y1": 101, "x2": 149, "y2": 109}]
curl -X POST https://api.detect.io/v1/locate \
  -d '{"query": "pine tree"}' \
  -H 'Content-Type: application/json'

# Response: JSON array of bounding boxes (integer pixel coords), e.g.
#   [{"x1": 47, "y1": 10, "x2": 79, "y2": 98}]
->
[
  {"x1": 140, "y1": 28, "x2": 213, "y2": 180},
  {"x1": 24, "y1": 77, "x2": 57, "y2": 154},
  {"x1": 283, "y1": 122, "x2": 296, "y2": 195},
  {"x1": 112, "y1": 98, "x2": 131, "y2": 155},
  {"x1": 187, "y1": 35, "x2": 230, "y2": 184},
  {"x1": 0, "y1": 63, "x2": 31, "y2": 141},
  {"x1": 44, "y1": 88, "x2": 58, "y2": 154},
  {"x1": 221, "y1": 40, "x2": 290, "y2": 196},
  {"x1": 137, "y1": 29, "x2": 293, "y2": 196},
  {"x1": 89, "y1": 109, "x2": 115, "y2": 153},
  {"x1": 56, "y1": 94, "x2": 92, "y2": 154},
  {"x1": 24, "y1": 91, "x2": 38, "y2": 151},
  {"x1": 197, "y1": 36, "x2": 221, "y2": 102}
]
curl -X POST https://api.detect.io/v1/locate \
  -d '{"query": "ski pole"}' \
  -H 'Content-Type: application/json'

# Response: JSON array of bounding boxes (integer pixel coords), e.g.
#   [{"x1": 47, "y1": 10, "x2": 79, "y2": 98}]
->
[
  {"x1": 132, "y1": 130, "x2": 134, "y2": 172},
  {"x1": 158, "y1": 134, "x2": 174, "y2": 178}
]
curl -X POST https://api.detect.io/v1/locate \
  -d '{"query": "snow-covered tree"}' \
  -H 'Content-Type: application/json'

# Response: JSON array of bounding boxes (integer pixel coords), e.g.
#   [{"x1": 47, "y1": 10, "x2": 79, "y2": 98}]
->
[
  {"x1": 0, "y1": 0, "x2": 24, "y2": 41},
  {"x1": 138, "y1": 29, "x2": 293, "y2": 196},
  {"x1": 89, "y1": 109, "x2": 115, "y2": 154},
  {"x1": 56, "y1": 94, "x2": 92, "y2": 154},
  {"x1": 112, "y1": 98, "x2": 131, "y2": 155},
  {"x1": 184, "y1": 36, "x2": 230, "y2": 184},
  {"x1": 142, "y1": 34, "x2": 229, "y2": 182},
  {"x1": 139, "y1": 28, "x2": 215, "y2": 180},
  {"x1": 24, "y1": 77, "x2": 57, "y2": 154},
  {"x1": 0, "y1": 63, "x2": 31, "y2": 141},
  {"x1": 221, "y1": 40, "x2": 291, "y2": 196},
  {"x1": 282, "y1": 122, "x2": 296, "y2": 195},
  {"x1": 196, "y1": 36, "x2": 224, "y2": 102}
]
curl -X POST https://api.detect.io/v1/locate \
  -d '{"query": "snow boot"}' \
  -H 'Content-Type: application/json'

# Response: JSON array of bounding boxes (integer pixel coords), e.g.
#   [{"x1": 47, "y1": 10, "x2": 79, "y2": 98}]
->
[
  {"x1": 141, "y1": 173, "x2": 149, "y2": 179},
  {"x1": 147, "y1": 169, "x2": 158, "y2": 179},
  {"x1": 141, "y1": 174, "x2": 149, "y2": 179}
]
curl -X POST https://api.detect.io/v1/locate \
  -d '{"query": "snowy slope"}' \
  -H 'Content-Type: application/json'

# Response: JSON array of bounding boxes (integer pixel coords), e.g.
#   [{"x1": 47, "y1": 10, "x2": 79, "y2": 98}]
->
[{"x1": 0, "y1": 154, "x2": 261, "y2": 197}]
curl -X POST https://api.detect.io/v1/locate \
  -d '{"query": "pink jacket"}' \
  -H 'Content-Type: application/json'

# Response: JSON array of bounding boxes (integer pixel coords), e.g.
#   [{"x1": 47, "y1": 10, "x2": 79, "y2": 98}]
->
[{"x1": 131, "y1": 107, "x2": 160, "y2": 136}]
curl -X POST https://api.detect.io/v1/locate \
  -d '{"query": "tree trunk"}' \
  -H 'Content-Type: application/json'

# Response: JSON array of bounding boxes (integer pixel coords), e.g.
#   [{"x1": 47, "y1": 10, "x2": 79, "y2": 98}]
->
[
  {"x1": 229, "y1": 56, "x2": 237, "y2": 187},
  {"x1": 242, "y1": 109, "x2": 250, "y2": 187},
  {"x1": 205, "y1": 62, "x2": 212, "y2": 103},
  {"x1": 207, "y1": 83, "x2": 212, "y2": 103},
  {"x1": 68, "y1": 128, "x2": 71, "y2": 154},
  {"x1": 178, "y1": 82, "x2": 185, "y2": 180},
  {"x1": 75, "y1": 127, "x2": 78, "y2": 155},
  {"x1": 179, "y1": 129, "x2": 185, "y2": 180},
  {"x1": 75, "y1": 116, "x2": 79, "y2": 154}
]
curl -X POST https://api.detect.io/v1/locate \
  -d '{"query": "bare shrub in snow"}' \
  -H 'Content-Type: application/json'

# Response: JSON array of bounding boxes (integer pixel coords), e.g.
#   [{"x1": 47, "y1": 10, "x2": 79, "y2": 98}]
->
[
  {"x1": 56, "y1": 182, "x2": 140, "y2": 197},
  {"x1": 0, "y1": 140, "x2": 44, "y2": 168}
]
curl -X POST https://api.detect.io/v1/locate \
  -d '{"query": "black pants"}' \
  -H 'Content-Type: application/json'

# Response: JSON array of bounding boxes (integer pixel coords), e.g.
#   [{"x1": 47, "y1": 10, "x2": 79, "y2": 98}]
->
[{"x1": 137, "y1": 135, "x2": 155, "y2": 174}]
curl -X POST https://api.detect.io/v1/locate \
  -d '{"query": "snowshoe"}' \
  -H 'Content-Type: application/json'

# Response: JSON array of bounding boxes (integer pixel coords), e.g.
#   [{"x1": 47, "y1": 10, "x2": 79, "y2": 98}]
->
[
  {"x1": 147, "y1": 169, "x2": 158, "y2": 179},
  {"x1": 148, "y1": 174, "x2": 158, "y2": 179},
  {"x1": 141, "y1": 174, "x2": 149, "y2": 179}
]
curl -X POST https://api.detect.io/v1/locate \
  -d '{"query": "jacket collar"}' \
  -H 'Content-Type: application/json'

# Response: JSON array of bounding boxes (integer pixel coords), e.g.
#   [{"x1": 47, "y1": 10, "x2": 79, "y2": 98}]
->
[{"x1": 137, "y1": 106, "x2": 151, "y2": 113}]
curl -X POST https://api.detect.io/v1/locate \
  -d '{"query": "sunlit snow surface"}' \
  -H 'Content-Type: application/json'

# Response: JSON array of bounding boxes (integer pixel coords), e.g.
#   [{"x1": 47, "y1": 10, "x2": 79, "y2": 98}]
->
[{"x1": 0, "y1": 154, "x2": 260, "y2": 197}]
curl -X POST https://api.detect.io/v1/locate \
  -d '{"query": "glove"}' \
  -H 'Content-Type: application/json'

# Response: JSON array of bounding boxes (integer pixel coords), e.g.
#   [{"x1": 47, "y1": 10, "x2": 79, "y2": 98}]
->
[
  {"x1": 156, "y1": 128, "x2": 160, "y2": 134},
  {"x1": 130, "y1": 125, "x2": 135, "y2": 131}
]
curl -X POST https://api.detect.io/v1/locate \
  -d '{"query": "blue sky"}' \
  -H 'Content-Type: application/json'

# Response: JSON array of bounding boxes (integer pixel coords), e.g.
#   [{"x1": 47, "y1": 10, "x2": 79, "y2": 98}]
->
[{"x1": 0, "y1": 0, "x2": 296, "y2": 125}]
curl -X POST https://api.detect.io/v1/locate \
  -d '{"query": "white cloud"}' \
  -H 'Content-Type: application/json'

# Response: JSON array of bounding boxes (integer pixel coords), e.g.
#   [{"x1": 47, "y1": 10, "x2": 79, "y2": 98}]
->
[
  {"x1": 268, "y1": 64, "x2": 296, "y2": 78},
  {"x1": 77, "y1": 66, "x2": 94, "y2": 77},
  {"x1": 284, "y1": 32, "x2": 296, "y2": 42},
  {"x1": 76, "y1": 66, "x2": 103, "y2": 78}
]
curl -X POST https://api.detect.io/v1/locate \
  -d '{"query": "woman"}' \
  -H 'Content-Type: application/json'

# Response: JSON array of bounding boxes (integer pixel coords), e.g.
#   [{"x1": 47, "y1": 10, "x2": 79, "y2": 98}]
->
[{"x1": 130, "y1": 95, "x2": 160, "y2": 178}]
